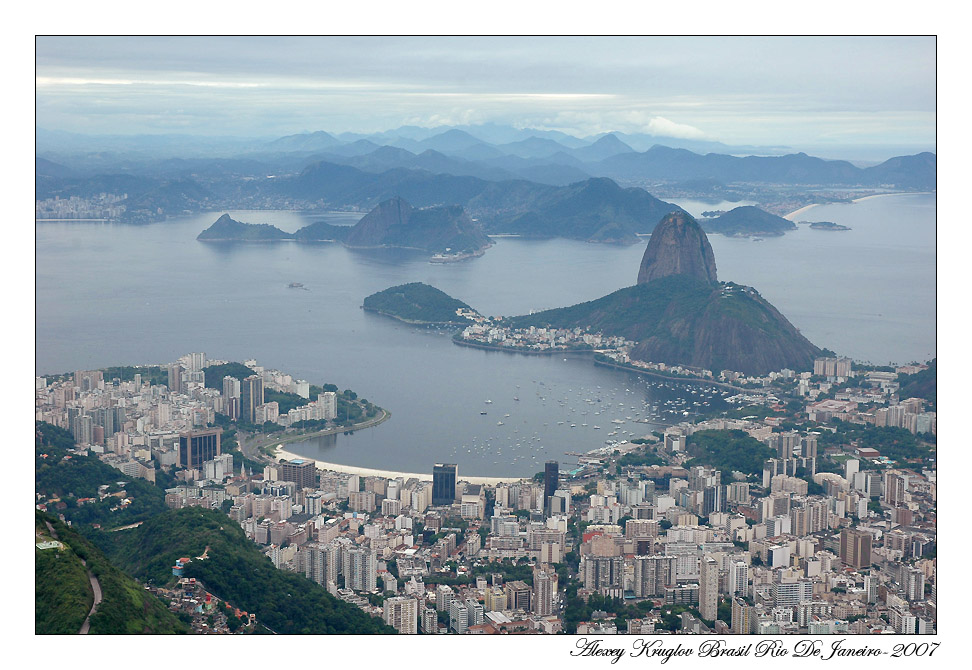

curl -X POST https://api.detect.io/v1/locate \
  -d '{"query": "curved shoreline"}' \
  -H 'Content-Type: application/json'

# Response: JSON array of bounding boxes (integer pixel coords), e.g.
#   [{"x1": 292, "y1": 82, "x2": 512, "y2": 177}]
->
[
  {"x1": 273, "y1": 445, "x2": 524, "y2": 486},
  {"x1": 785, "y1": 190, "x2": 934, "y2": 220},
  {"x1": 248, "y1": 409, "x2": 392, "y2": 452}
]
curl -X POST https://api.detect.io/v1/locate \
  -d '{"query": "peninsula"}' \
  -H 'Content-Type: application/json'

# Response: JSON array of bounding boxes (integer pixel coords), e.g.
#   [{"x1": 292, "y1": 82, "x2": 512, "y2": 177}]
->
[
  {"x1": 362, "y1": 282, "x2": 480, "y2": 326},
  {"x1": 380, "y1": 212, "x2": 823, "y2": 375}
]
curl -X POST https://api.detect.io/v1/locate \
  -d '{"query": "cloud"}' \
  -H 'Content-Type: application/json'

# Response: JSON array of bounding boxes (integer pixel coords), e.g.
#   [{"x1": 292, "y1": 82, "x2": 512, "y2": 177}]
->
[
  {"x1": 644, "y1": 116, "x2": 705, "y2": 139},
  {"x1": 526, "y1": 109, "x2": 708, "y2": 139}
]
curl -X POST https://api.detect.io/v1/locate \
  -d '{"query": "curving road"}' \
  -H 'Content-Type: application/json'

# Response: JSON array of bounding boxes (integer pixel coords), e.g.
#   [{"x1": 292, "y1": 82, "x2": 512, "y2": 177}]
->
[
  {"x1": 45, "y1": 520, "x2": 102, "y2": 634},
  {"x1": 78, "y1": 558, "x2": 103, "y2": 635}
]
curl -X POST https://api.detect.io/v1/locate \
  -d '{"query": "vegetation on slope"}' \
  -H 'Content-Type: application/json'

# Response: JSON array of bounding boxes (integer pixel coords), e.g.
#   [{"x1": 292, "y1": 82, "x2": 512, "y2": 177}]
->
[
  {"x1": 36, "y1": 511, "x2": 190, "y2": 634},
  {"x1": 506, "y1": 275, "x2": 820, "y2": 374},
  {"x1": 98, "y1": 507, "x2": 396, "y2": 634},
  {"x1": 701, "y1": 205, "x2": 797, "y2": 237},
  {"x1": 35, "y1": 422, "x2": 167, "y2": 530},
  {"x1": 683, "y1": 429, "x2": 777, "y2": 479},
  {"x1": 363, "y1": 282, "x2": 476, "y2": 325},
  {"x1": 897, "y1": 359, "x2": 936, "y2": 410},
  {"x1": 35, "y1": 514, "x2": 93, "y2": 634}
]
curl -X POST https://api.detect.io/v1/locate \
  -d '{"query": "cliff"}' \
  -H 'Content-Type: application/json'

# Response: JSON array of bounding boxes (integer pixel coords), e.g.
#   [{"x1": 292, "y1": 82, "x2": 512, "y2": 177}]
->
[
  {"x1": 508, "y1": 211, "x2": 821, "y2": 374},
  {"x1": 638, "y1": 211, "x2": 718, "y2": 285}
]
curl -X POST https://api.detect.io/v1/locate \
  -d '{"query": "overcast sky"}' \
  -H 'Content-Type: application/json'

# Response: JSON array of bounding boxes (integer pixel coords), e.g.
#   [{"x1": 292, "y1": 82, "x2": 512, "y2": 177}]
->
[{"x1": 35, "y1": 36, "x2": 935, "y2": 150}]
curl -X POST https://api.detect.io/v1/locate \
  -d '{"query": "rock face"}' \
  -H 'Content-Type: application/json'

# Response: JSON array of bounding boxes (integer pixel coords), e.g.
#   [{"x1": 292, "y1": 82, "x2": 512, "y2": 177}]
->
[
  {"x1": 509, "y1": 209, "x2": 824, "y2": 375},
  {"x1": 344, "y1": 197, "x2": 490, "y2": 254},
  {"x1": 638, "y1": 212, "x2": 718, "y2": 285}
]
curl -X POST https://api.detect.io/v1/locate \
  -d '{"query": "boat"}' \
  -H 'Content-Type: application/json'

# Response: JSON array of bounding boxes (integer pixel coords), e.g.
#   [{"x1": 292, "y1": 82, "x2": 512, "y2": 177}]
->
[
  {"x1": 485, "y1": 399, "x2": 492, "y2": 404},
  {"x1": 480, "y1": 411, "x2": 487, "y2": 415},
  {"x1": 497, "y1": 421, "x2": 504, "y2": 425},
  {"x1": 287, "y1": 282, "x2": 304, "y2": 288}
]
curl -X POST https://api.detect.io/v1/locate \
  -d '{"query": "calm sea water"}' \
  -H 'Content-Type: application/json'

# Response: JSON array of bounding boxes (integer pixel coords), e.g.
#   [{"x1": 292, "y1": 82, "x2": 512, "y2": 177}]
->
[{"x1": 35, "y1": 194, "x2": 935, "y2": 476}]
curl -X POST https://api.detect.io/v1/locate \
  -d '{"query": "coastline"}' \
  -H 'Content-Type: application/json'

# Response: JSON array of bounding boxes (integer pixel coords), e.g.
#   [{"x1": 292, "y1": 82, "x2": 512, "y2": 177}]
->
[
  {"x1": 247, "y1": 409, "x2": 392, "y2": 450},
  {"x1": 273, "y1": 445, "x2": 523, "y2": 486},
  {"x1": 592, "y1": 358, "x2": 764, "y2": 395},
  {"x1": 785, "y1": 191, "x2": 934, "y2": 220},
  {"x1": 452, "y1": 337, "x2": 596, "y2": 356}
]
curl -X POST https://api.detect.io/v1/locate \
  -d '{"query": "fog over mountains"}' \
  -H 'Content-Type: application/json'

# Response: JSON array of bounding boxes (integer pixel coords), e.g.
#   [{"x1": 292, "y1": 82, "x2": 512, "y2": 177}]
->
[{"x1": 36, "y1": 123, "x2": 936, "y2": 231}]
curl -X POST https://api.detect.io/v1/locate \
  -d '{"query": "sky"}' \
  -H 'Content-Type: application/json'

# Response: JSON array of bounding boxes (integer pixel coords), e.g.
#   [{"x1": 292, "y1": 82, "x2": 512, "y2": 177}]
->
[{"x1": 35, "y1": 36, "x2": 936, "y2": 153}]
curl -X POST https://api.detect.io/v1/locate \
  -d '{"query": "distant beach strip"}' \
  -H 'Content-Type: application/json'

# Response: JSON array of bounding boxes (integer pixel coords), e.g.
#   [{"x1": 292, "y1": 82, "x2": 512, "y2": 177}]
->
[
  {"x1": 273, "y1": 445, "x2": 523, "y2": 486},
  {"x1": 785, "y1": 191, "x2": 935, "y2": 221}
]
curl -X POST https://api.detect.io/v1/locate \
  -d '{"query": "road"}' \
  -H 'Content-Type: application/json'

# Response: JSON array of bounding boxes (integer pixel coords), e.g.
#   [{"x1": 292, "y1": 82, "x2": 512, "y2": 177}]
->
[
  {"x1": 78, "y1": 558, "x2": 103, "y2": 635},
  {"x1": 44, "y1": 520, "x2": 103, "y2": 635},
  {"x1": 239, "y1": 409, "x2": 391, "y2": 465}
]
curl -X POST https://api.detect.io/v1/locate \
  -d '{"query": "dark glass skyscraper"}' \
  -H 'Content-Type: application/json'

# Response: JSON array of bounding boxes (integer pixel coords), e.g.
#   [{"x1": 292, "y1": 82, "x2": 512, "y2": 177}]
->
[
  {"x1": 240, "y1": 374, "x2": 264, "y2": 424},
  {"x1": 179, "y1": 428, "x2": 221, "y2": 469},
  {"x1": 432, "y1": 463, "x2": 457, "y2": 506},
  {"x1": 543, "y1": 460, "x2": 559, "y2": 513}
]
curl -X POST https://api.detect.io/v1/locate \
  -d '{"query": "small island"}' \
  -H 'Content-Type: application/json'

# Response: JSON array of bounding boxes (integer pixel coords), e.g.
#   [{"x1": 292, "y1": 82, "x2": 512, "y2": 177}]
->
[
  {"x1": 805, "y1": 220, "x2": 852, "y2": 231},
  {"x1": 362, "y1": 282, "x2": 480, "y2": 326},
  {"x1": 701, "y1": 205, "x2": 797, "y2": 237},
  {"x1": 198, "y1": 198, "x2": 490, "y2": 258},
  {"x1": 196, "y1": 214, "x2": 295, "y2": 242}
]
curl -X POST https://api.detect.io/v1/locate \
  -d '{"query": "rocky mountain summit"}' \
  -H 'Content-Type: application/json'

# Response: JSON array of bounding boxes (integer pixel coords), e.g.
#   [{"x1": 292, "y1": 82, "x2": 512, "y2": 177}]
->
[
  {"x1": 637, "y1": 211, "x2": 718, "y2": 285},
  {"x1": 511, "y1": 211, "x2": 821, "y2": 374}
]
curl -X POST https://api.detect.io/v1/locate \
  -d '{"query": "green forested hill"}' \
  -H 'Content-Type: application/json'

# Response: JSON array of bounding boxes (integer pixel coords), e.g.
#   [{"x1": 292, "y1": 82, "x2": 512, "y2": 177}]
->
[
  {"x1": 506, "y1": 275, "x2": 820, "y2": 375},
  {"x1": 99, "y1": 507, "x2": 395, "y2": 634},
  {"x1": 35, "y1": 422, "x2": 167, "y2": 530},
  {"x1": 36, "y1": 514, "x2": 93, "y2": 634},
  {"x1": 35, "y1": 511, "x2": 190, "y2": 634},
  {"x1": 897, "y1": 359, "x2": 936, "y2": 410},
  {"x1": 363, "y1": 282, "x2": 476, "y2": 324}
]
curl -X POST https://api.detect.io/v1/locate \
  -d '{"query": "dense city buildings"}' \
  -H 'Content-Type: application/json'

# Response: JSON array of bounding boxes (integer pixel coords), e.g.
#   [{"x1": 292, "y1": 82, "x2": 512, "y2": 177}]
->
[{"x1": 34, "y1": 352, "x2": 937, "y2": 636}]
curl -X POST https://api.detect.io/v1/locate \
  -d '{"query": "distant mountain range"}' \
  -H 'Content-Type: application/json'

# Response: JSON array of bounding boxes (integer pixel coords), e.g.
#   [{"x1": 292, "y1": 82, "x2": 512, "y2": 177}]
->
[{"x1": 36, "y1": 123, "x2": 935, "y2": 229}]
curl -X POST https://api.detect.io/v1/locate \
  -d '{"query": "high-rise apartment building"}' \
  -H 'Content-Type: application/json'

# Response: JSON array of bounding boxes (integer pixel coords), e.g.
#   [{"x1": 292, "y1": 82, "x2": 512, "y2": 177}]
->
[
  {"x1": 699, "y1": 555, "x2": 719, "y2": 621},
  {"x1": 432, "y1": 463, "x2": 457, "y2": 506},
  {"x1": 343, "y1": 546, "x2": 377, "y2": 592},
  {"x1": 384, "y1": 596, "x2": 418, "y2": 634},
  {"x1": 583, "y1": 555, "x2": 624, "y2": 594},
  {"x1": 839, "y1": 528, "x2": 872, "y2": 569},
  {"x1": 178, "y1": 428, "x2": 221, "y2": 469},
  {"x1": 168, "y1": 363, "x2": 184, "y2": 395},
  {"x1": 731, "y1": 597, "x2": 754, "y2": 634},
  {"x1": 533, "y1": 567, "x2": 557, "y2": 615},
  {"x1": 633, "y1": 555, "x2": 677, "y2": 598},
  {"x1": 222, "y1": 375, "x2": 241, "y2": 420}
]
